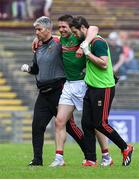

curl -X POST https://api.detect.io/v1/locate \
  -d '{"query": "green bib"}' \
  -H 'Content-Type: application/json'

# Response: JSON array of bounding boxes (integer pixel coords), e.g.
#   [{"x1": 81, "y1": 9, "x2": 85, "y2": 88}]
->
[{"x1": 85, "y1": 35, "x2": 115, "y2": 88}]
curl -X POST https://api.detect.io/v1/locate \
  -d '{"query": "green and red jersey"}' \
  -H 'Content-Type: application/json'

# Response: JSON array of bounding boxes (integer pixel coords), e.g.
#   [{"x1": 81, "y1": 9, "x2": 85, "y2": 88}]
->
[{"x1": 60, "y1": 34, "x2": 86, "y2": 81}]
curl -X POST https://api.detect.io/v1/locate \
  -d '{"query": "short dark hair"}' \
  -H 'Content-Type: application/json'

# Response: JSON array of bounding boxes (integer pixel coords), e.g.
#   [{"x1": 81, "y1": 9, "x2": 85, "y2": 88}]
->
[
  {"x1": 58, "y1": 14, "x2": 73, "y2": 25},
  {"x1": 70, "y1": 16, "x2": 89, "y2": 29}
]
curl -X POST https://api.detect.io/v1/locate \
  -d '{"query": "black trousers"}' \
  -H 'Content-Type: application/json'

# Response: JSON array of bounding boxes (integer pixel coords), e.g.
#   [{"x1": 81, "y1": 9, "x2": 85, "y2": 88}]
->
[
  {"x1": 81, "y1": 86, "x2": 127, "y2": 161},
  {"x1": 32, "y1": 87, "x2": 86, "y2": 161}
]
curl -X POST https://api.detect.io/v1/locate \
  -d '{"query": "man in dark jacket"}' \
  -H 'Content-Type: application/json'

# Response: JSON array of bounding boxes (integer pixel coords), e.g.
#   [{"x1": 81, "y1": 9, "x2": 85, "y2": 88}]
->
[{"x1": 21, "y1": 16, "x2": 86, "y2": 166}]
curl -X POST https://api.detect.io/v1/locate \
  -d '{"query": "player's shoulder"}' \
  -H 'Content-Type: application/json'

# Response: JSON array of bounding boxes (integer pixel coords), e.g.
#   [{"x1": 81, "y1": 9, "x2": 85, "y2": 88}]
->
[
  {"x1": 92, "y1": 36, "x2": 107, "y2": 48},
  {"x1": 53, "y1": 35, "x2": 60, "y2": 43},
  {"x1": 92, "y1": 36, "x2": 106, "y2": 44}
]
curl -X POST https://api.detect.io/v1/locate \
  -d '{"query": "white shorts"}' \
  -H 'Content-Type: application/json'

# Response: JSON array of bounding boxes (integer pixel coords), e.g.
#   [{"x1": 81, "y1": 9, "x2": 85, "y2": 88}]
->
[{"x1": 59, "y1": 80, "x2": 87, "y2": 111}]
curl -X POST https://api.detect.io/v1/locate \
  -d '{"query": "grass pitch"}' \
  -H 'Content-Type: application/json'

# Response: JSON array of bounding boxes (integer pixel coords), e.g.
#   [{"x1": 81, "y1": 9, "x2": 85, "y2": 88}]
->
[{"x1": 0, "y1": 142, "x2": 138, "y2": 179}]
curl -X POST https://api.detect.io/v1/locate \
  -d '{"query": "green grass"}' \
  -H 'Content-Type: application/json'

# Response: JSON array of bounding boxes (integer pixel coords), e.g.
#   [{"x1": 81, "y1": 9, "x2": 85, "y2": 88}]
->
[{"x1": 0, "y1": 142, "x2": 138, "y2": 179}]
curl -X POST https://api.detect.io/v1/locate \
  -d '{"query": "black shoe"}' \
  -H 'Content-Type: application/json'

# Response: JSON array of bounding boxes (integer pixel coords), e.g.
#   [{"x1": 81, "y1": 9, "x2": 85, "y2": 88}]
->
[{"x1": 28, "y1": 159, "x2": 43, "y2": 166}]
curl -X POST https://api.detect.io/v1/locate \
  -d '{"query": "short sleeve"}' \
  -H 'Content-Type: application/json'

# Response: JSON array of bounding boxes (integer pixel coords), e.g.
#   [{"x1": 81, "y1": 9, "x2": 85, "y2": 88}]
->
[{"x1": 91, "y1": 40, "x2": 108, "y2": 57}]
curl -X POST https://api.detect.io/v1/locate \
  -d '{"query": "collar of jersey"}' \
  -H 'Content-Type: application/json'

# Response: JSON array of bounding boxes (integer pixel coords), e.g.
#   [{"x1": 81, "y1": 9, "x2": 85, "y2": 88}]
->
[{"x1": 43, "y1": 37, "x2": 53, "y2": 44}]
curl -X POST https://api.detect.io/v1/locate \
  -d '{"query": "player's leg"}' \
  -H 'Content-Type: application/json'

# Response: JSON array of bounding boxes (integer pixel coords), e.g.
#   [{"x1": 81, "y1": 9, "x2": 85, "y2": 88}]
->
[
  {"x1": 81, "y1": 87, "x2": 113, "y2": 167},
  {"x1": 49, "y1": 104, "x2": 75, "y2": 167},
  {"x1": 50, "y1": 80, "x2": 88, "y2": 167},
  {"x1": 65, "y1": 80, "x2": 87, "y2": 158},
  {"x1": 29, "y1": 93, "x2": 53, "y2": 166},
  {"x1": 68, "y1": 80, "x2": 113, "y2": 166},
  {"x1": 95, "y1": 130, "x2": 113, "y2": 166},
  {"x1": 55, "y1": 104, "x2": 75, "y2": 150},
  {"x1": 81, "y1": 89, "x2": 97, "y2": 167},
  {"x1": 53, "y1": 84, "x2": 86, "y2": 159},
  {"x1": 94, "y1": 87, "x2": 133, "y2": 166},
  {"x1": 66, "y1": 115, "x2": 86, "y2": 158}
]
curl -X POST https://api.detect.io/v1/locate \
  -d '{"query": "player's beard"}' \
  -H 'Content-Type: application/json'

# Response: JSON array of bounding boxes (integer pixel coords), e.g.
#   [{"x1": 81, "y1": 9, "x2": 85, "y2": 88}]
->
[{"x1": 78, "y1": 33, "x2": 85, "y2": 43}]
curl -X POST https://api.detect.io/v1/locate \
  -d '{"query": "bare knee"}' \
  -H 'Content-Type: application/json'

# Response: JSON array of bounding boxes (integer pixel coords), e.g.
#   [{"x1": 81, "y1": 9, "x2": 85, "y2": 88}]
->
[{"x1": 55, "y1": 116, "x2": 66, "y2": 130}]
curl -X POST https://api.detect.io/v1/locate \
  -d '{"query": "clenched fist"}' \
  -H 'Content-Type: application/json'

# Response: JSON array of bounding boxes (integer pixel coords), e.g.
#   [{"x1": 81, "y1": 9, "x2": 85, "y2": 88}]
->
[
  {"x1": 80, "y1": 41, "x2": 91, "y2": 55},
  {"x1": 21, "y1": 64, "x2": 30, "y2": 72}
]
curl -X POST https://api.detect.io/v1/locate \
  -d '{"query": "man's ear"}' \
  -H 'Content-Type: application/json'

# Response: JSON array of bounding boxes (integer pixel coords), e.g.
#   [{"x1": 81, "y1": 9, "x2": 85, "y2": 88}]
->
[
  {"x1": 46, "y1": 28, "x2": 51, "y2": 33},
  {"x1": 46, "y1": 27, "x2": 49, "y2": 31}
]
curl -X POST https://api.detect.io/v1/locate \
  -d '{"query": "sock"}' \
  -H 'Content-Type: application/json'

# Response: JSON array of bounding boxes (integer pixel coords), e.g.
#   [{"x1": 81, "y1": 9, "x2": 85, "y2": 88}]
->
[
  {"x1": 56, "y1": 150, "x2": 63, "y2": 155},
  {"x1": 55, "y1": 150, "x2": 64, "y2": 160},
  {"x1": 102, "y1": 149, "x2": 109, "y2": 157},
  {"x1": 88, "y1": 160, "x2": 96, "y2": 163},
  {"x1": 102, "y1": 149, "x2": 112, "y2": 160}
]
